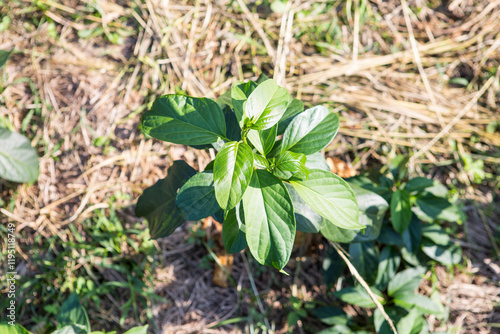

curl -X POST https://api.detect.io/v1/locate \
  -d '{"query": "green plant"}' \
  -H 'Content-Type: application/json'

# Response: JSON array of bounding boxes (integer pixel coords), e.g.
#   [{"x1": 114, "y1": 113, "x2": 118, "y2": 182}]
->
[
  {"x1": 135, "y1": 76, "x2": 379, "y2": 271},
  {"x1": 0, "y1": 50, "x2": 39, "y2": 184}
]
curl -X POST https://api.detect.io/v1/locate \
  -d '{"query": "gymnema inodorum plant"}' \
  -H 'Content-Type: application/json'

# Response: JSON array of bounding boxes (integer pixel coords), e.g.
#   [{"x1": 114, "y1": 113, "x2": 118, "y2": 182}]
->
[{"x1": 136, "y1": 77, "x2": 372, "y2": 271}]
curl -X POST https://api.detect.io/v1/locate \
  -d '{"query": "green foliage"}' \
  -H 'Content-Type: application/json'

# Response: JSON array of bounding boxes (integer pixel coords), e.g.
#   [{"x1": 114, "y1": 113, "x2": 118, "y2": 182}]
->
[
  {"x1": 57, "y1": 292, "x2": 90, "y2": 332},
  {"x1": 136, "y1": 77, "x2": 364, "y2": 270},
  {"x1": 0, "y1": 128, "x2": 40, "y2": 183}
]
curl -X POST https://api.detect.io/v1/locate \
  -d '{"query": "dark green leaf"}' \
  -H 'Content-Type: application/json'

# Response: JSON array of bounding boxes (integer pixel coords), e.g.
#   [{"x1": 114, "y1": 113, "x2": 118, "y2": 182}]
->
[
  {"x1": 277, "y1": 99, "x2": 305, "y2": 135},
  {"x1": 231, "y1": 81, "x2": 258, "y2": 126},
  {"x1": 391, "y1": 190, "x2": 412, "y2": 234},
  {"x1": 223, "y1": 105, "x2": 242, "y2": 141},
  {"x1": 285, "y1": 183, "x2": 323, "y2": 233},
  {"x1": 135, "y1": 161, "x2": 196, "y2": 239},
  {"x1": 393, "y1": 293, "x2": 442, "y2": 315},
  {"x1": 317, "y1": 325, "x2": 353, "y2": 334},
  {"x1": 214, "y1": 141, "x2": 254, "y2": 210},
  {"x1": 390, "y1": 155, "x2": 409, "y2": 181},
  {"x1": 421, "y1": 224, "x2": 450, "y2": 246},
  {"x1": 0, "y1": 128, "x2": 39, "y2": 183},
  {"x1": 375, "y1": 246, "x2": 401, "y2": 291},
  {"x1": 312, "y1": 307, "x2": 349, "y2": 326},
  {"x1": 52, "y1": 325, "x2": 87, "y2": 334},
  {"x1": 281, "y1": 106, "x2": 339, "y2": 155},
  {"x1": 374, "y1": 307, "x2": 407, "y2": 334},
  {"x1": 305, "y1": 152, "x2": 330, "y2": 171},
  {"x1": 388, "y1": 267, "x2": 426, "y2": 297},
  {"x1": 402, "y1": 215, "x2": 422, "y2": 253},
  {"x1": 176, "y1": 171, "x2": 220, "y2": 220},
  {"x1": 222, "y1": 204, "x2": 247, "y2": 253},
  {"x1": 349, "y1": 242, "x2": 379, "y2": 285},
  {"x1": 245, "y1": 79, "x2": 291, "y2": 130},
  {"x1": 290, "y1": 170, "x2": 362, "y2": 230},
  {"x1": 273, "y1": 151, "x2": 309, "y2": 180},
  {"x1": 123, "y1": 325, "x2": 149, "y2": 334},
  {"x1": 421, "y1": 240, "x2": 461, "y2": 265},
  {"x1": 321, "y1": 184, "x2": 388, "y2": 243},
  {"x1": 376, "y1": 226, "x2": 404, "y2": 246},
  {"x1": 0, "y1": 323, "x2": 31, "y2": 334},
  {"x1": 0, "y1": 49, "x2": 12, "y2": 70},
  {"x1": 405, "y1": 177, "x2": 434, "y2": 193},
  {"x1": 322, "y1": 245, "x2": 346, "y2": 286},
  {"x1": 334, "y1": 286, "x2": 384, "y2": 308},
  {"x1": 141, "y1": 95, "x2": 226, "y2": 145},
  {"x1": 256, "y1": 73, "x2": 269, "y2": 84},
  {"x1": 414, "y1": 193, "x2": 461, "y2": 223},
  {"x1": 242, "y1": 169, "x2": 296, "y2": 270},
  {"x1": 247, "y1": 124, "x2": 277, "y2": 156},
  {"x1": 57, "y1": 292, "x2": 90, "y2": 332}
]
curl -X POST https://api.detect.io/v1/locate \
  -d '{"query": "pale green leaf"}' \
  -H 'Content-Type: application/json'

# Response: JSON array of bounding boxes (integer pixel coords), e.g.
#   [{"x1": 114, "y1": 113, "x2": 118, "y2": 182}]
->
[
  {"x1": 0, "y1": 128, "x2": 39, "y2": 183},
  {"x1": 273, "y1": 151, "x2": 309, "y2": 180}
]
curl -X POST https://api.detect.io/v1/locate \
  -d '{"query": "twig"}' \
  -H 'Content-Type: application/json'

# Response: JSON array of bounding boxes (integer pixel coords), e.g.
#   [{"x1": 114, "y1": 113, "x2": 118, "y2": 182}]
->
[{"x1": 331, "y1": 242, "x2": 398, "y2": 334}]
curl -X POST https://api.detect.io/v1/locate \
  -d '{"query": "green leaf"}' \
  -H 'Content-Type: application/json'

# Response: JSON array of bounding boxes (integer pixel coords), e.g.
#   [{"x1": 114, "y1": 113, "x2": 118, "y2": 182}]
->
[
  {"x1": 388, "y1": 267, "x2": 426, "y2": 297},
  {"x1": 245, "y1": 79, "x2": 291, "y2": 130},
  {"x1": 256, "y1": 73, "x2": 269, "y2": 83},
  {"x1": 242, "y1": 169, "x2": 296, "y2": 270},
  {"x1": 281, "y1": 105, "x2": 339, "y2": 155},
  {"x1": 421, "y1": 224, "x2": 450, "y2": 246},
  {"x1": 253, "y1": 152, "x2": 270, "y2": 169},
  {"x1": 376, "y1": 226, "x2": 404, "y2": 246},
  {"x1": 277, "y1": 99, "x2": 305, "y2": 135},
  {"x1": 414, "y1": 193, "x2": 461, "y2": 223},
  {"x1": 402, "y1": 215, "x2": 422, "y2": 253},
  {"x1": 312, "y1": 307, "x2": 349, "y2": 326},
  {"x1": 0, "y1": 49, "x2": 12, "y2": 70},
  {"x1": 421, "y1": 240, "x2": 461, "y2": 265},
  {"x1": 0, "y1": 128, "x2": 39, "y2": 183},
  {"x1": 223, "y1": 105, "x2": 242, "y2": 142},
  {"x1": 322, "y1": 245, "x2": 347, "y2": 286},
  {"x1": 397, "y1": 308, "x2": 425, "y2": 334},
  {"x1": 334, "y1": 286, "x2": 384, "y2": 308},
  {"x1": 123, "y1": 325, "x2": 149, "y2": 334},
  {"x1": 247, "y1": 124, "x2": 277, "y2": 156},
  {"x1": 222, "y1": 204, "x2": 247, "y2": 253},
  {"x1": 52, "y1": 325, "x2": 88, "y2": 334},
  {"x1": 305, "y1": 152, "x2": 330, "y2": 171},
  {"x1": 374, "y1": 307, "x2": 406, "y2": 334},
  {"x1": 231, "y1": 81, "x2": 258, "y2": 126},
  {"x1": 290, "y1": 170, "x2": 362, "y2": 230},
  {"x1": 405, "y1": 177, "x2": 434, "y2": 193},
  {"x1": 216, "y1": 90, "x2": 232, "y2": 109},
  {"x1": 57, "y1": 292, "x2": 90, "y2": 332},
  {"x1": 273, "y1": 151, "x2": 309, "y2": 180},
  {"x1": 391, "y1": 190, "x2": 412, "y2": 234},
  {"x1": 0, "y1": 323, "x2": 31, "y2": 334},
  {"x1": 321, "y1": 184, "x2": 388, "y2": 243},
  {"x1": 349, "y1": 242, "x2": 379, "y2": 285},
  {"x1": 141, "y1": 95, "x2": 226, "y2": 145},
  {"x1": 176, "y1": 171, "x2": 220, "y2": 220},
  {"x1": 393, "y1": 293, "x2": 443, "y2": 315},
  {"x1": 375, "y1": 246, "x2": 401, "y2": 291},
  {"x1": 285, "y1": 183, "x2": 323, "y2": 233},
  {"x1": 389, "y1": 155, "x2": 409, "y2": 181},
  {"x1": 214, "y1": 141, "x2": 254, "y2": 210},
  {"x1": 135, "y1": 160, "x2": 196, "y2": 239}
]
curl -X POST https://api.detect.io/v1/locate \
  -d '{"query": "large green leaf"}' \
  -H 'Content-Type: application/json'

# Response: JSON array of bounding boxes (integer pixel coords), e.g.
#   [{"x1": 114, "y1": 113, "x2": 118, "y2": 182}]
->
[
  {"x1": 242, "y1": 169, "x2": 296, "y2": 270},
  {"x1": 391, "y1": 189, "x2": 412, "y2": 234},
  {"x1": 245, "y1": 79, "x2": 291, "y2": 130},
  {"x1": 421, "y1": 240, "x2": 461, "y2": 265},
  {"x1": 57, "y1": 292, "x2": 90, "y2": 332},
  {"x1": 222, "y1": 204, "x2": 247, "y2": 253},
  {"x1": 0, "y1": 49, "x2": 12, "y2": 70},
  {"x1": 312, "y1": 306, "x2": 349, "y2": 326},
  {"x1": 405, "y1": 177, "x2": 434, "y2": 193},
  {"x1": 135, "y1": 160, "x2": 196, "y2": 239},
  {"x1": 214, "y1": 141, "x2": 254, "y2": 210},
  {"x1": 0, "y1": 323, "x2": 31, "y2": 334},
  {"x1": 374, "y1": 307, "x2": 407, "y2": 334},
  {"x1": 376, "y1": 226, "x2": 404, "y2": 246},
  {"x1": 277, "y1": 98, "x2": 305, "y2": 135},
  {"x1": 396, "y1": 309, "x2": 425, "y2": 334},
  {"x1": 375, "y1": 246, "x2": 401, "y2": 291},
  {"x1": 231, "y1": 80, "x2": 258, "y2": 126},
  {"x1": 305, "y1": 152, "x2": 330, "y2": 171},
  {"x1": 290, "y1": 170, "x2": 362, "y2": 230},
  {"x1": 176, "y1": 171, "x2": 220, "y2": 220},
  {"x1": 0, "y1": 128, "x2": 39, "y2": 183},
  {"x1": 334, "y1": 286, "x2": 384, "y2": 308},
  {"x1": 223, "y1": 105, "x2": 242, "y2": 142},
  {"x1": 280, "y1": 105, "x2": 339, "y2": 155},
  {"x1": 320, "y1": 184, "x2": 388, "y2": 243},
  {"x1": 141, "y1": 95, "x2": 226, "y2": 145},
  {"x1": 247, "y1": 124, "x2": 277, "y2": 156},
  {"x1": 393, "y1": 293, "x2": 442, "y2": 315},
  {"x1": 402, "y1": 215, "x2": 422, "y2": 253},
  {"x1": 52, "y1": 325, "x2": 87, "y2": 334},
  {"x1": 414, "y1": 193, "x2": 461, "y2": 223},
  {"x1": 349, "y1": 242, "x2": 379, "y2": 285},
  {"x1": 285, "y1": 183, "x2": 323, "y2": 233},
  {"x1": 273, "y1": 151, "x2": 309, "y2": 180},
  {"x1": 123, "y1": 325, "x2": 149, "y2": 334},
  {"x1": 421, "y1": 224, "x2": 450, "y2": 246},
  {"x1": 387, "y1": 267, "x2": 426, "y2": 297}
]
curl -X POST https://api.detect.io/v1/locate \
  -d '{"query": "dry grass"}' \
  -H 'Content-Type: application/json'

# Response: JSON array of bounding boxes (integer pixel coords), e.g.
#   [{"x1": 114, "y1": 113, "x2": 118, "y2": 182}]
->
[{"x1": 0, "y1": 0, "x2": 499, "y2": 332}]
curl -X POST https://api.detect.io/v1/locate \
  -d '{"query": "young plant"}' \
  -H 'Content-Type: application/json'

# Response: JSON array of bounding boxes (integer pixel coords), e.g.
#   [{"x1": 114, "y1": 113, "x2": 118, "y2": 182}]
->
[{"x1": 136, "y1": 76, "x2": 367, "y2": 271}]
